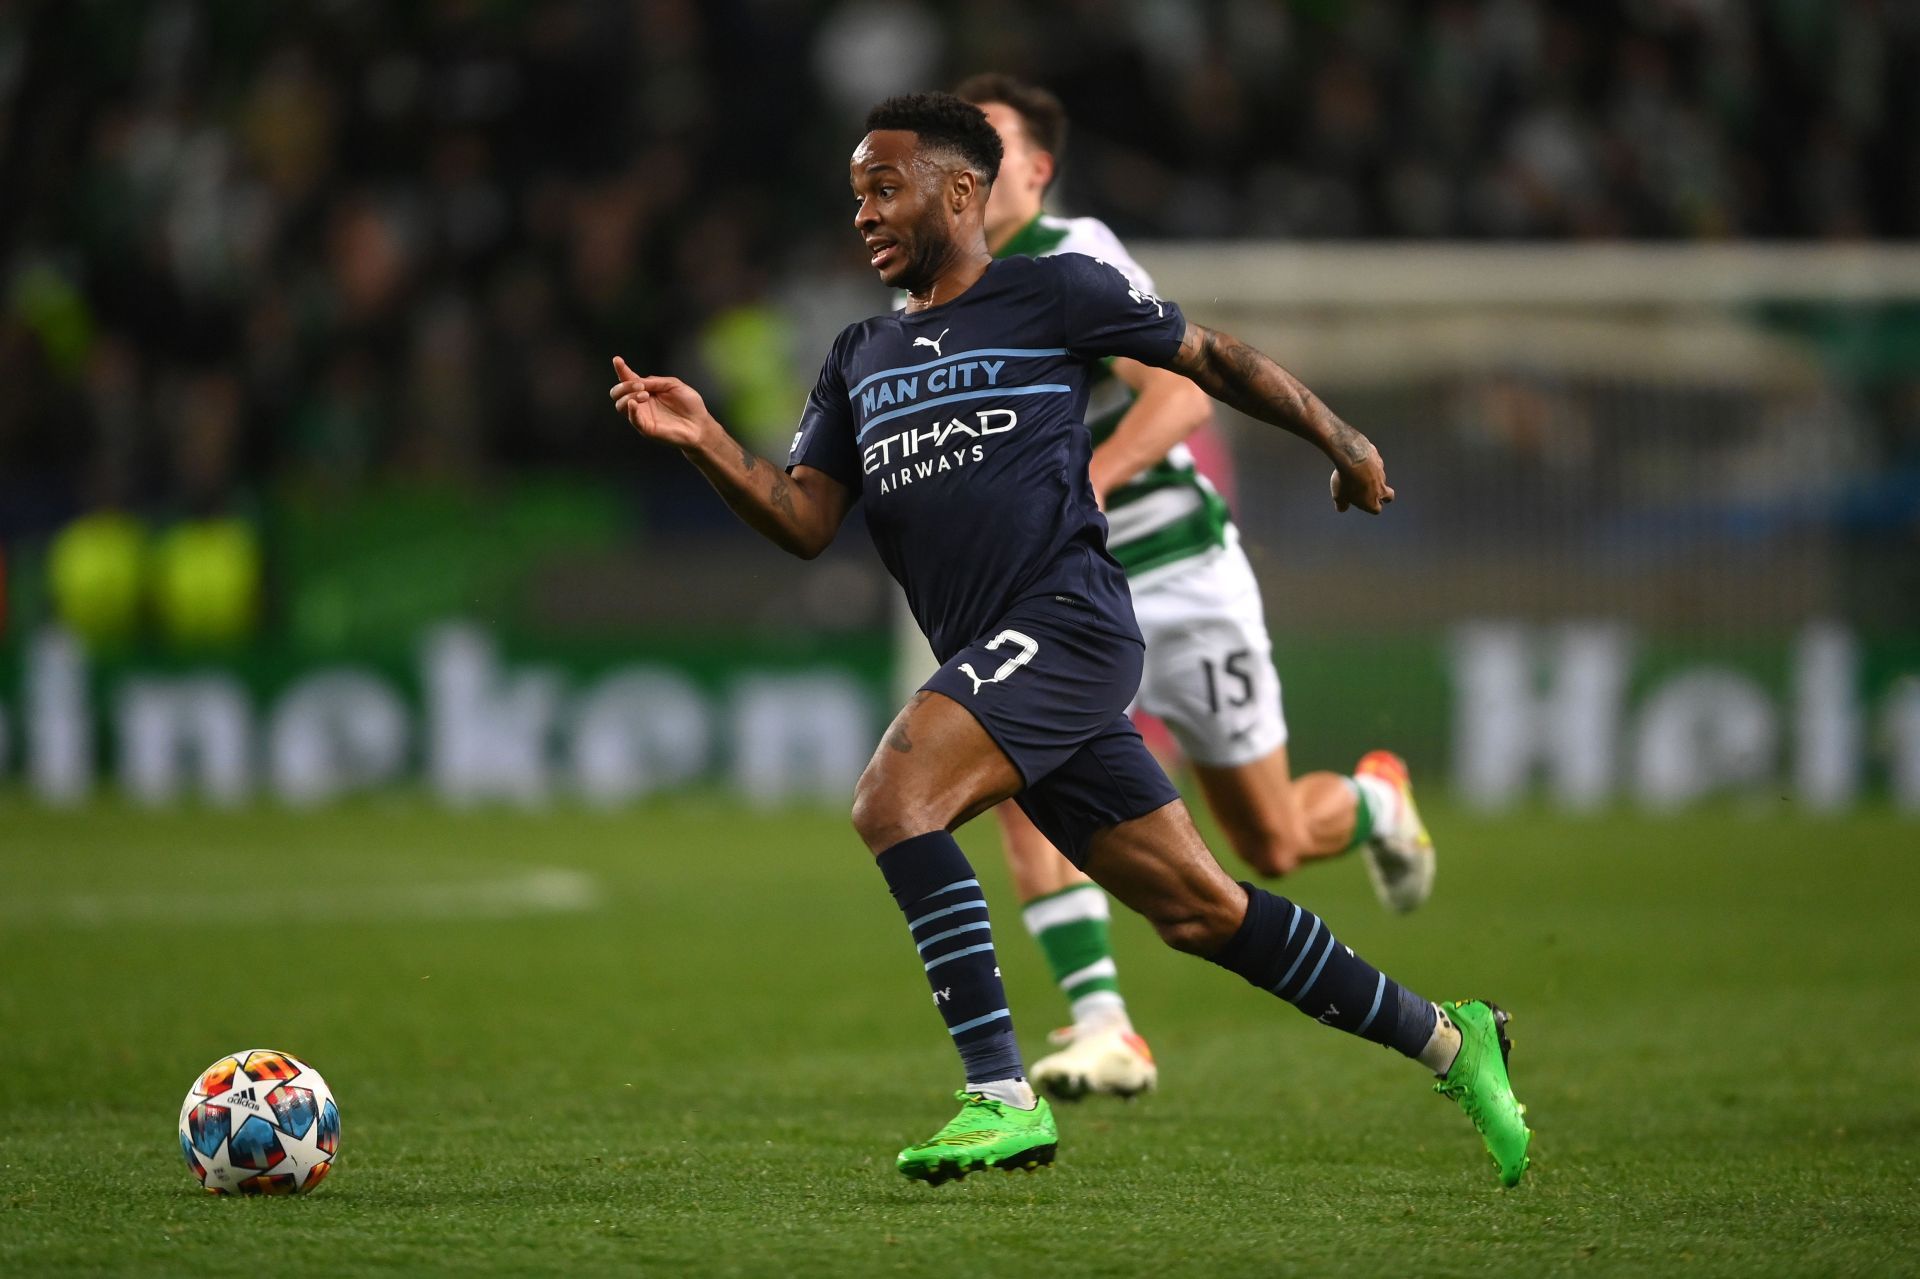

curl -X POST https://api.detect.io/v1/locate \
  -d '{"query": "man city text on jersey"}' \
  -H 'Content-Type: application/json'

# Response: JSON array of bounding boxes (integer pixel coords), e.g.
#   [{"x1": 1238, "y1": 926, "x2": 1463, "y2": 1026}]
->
[
  {"x1": 787, "y1": 253, "x2": 1186, "y2": 662},
  {"x1": 860, "y1": 360, "x2": 1018, "y2": 492}
]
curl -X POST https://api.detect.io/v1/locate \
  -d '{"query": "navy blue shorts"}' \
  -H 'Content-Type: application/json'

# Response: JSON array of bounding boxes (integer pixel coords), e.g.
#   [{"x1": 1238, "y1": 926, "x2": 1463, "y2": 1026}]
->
[{"x1": 923, "y1": 599, "x2": 1181, "y2": 867}]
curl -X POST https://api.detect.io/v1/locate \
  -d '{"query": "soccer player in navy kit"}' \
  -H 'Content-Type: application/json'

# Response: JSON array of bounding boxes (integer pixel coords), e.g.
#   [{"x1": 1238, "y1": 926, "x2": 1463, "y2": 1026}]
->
[{"x1": 609, "y1": 94, "x2": 1532, "y2": 1188}]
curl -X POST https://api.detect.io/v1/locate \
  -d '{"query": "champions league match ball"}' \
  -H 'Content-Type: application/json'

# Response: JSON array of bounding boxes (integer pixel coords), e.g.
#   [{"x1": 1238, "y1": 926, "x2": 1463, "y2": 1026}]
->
[{"x1": 178, "y1": 1050, "x2": 340, "y2": 1195}]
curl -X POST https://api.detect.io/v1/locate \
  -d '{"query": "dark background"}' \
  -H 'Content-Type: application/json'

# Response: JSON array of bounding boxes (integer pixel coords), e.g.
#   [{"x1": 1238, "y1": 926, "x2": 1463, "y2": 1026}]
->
[{"x1": 3, "y1": 0, "x2": 1915, "y2": 549}]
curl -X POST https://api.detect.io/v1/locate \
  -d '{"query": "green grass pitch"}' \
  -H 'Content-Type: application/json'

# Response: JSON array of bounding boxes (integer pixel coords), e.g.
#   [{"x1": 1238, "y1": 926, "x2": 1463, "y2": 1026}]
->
[{"x1": 1, "y1": 797, "x2": 1915, "y2": 1276}]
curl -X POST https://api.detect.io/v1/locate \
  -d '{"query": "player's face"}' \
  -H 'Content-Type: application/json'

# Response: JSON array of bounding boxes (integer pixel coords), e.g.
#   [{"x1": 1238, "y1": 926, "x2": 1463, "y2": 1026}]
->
[
  {"x1": 976, "y1": 102, "x2": 1048, "y2": 241},
  {"x1": 851, "y1": 130, "x2": 961, "y2": 291}
]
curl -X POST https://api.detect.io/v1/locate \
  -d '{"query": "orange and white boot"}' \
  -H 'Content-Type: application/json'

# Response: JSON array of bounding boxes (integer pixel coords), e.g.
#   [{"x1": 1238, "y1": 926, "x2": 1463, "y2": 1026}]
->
[
  {"x1": 1030, "y1": 1023, "x2": 1157, "y2": 1101},
  {"x1": 1355, "y1": 750, "x2": 1436, "y2": 912}
]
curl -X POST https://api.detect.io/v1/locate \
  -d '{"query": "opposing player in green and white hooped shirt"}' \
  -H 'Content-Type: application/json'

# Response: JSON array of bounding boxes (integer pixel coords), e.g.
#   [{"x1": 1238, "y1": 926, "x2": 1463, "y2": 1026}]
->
[{"x1": 955, "y1": 73, "x2": 1439, "y2": 1102}]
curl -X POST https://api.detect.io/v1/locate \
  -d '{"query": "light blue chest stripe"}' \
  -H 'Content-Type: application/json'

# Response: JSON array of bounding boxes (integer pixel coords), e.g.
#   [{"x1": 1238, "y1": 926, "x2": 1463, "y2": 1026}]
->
[
  {"x1": 848, "y1": 347, "x2": 1068, "y2": 398},
  {"x1": 858, "y1": 384, "x2": 1072, "y2": 439}
]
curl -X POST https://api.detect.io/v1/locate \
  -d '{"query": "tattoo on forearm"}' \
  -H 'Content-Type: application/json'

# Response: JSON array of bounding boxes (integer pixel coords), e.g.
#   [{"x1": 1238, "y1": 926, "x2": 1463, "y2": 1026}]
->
[
  {"x1": 769, "y1": 471, "x2": 797, "y2": 521},
  {"x1": 1213, "y1": 329, "x2": 1269, "y2": 394},
  {"x1": 742, "y1": 442, "x2": 803, "y2": 526},
  {"x1": 1331, "y1": 426, "x2": 1369, "y2": 463},
  {"x1": 1199, "y1": 328, "x2": 1303, "y2": 420},
  {"x1": 686, "y1": 430, "x2": 827, "y2": 555},
  {"x1": 1188, "y1": 326, "x2": 1367, "y2": 462}
]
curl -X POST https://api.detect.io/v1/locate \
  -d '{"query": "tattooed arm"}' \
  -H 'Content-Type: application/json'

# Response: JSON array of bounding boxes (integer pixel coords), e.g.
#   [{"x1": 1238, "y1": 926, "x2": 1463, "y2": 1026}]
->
[
  {"x1": 1165, "y1": 323, "x2": 1394, "y2": 514},
  {"x1": 609, "y1": 357, "x2": 853, "y2": 558}
]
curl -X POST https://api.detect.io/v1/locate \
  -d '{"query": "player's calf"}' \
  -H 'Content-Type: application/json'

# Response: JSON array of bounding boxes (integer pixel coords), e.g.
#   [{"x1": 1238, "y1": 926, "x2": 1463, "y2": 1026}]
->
[
  {"x1": 1191, "y1": 754, "x2": 1349, "y2": 878},
  {"x1": 1209, "y1": 788, "x2": 1316, "y2": 877},
  {"x1": 1080, "y1": 799, "x2": 1252, "y2": 956},
  {"x1": 1226, "y1": 828, "x2": 1309, "y2": 878},
  {"x1": 1139, "y1": 896, "x2": 1242, "y2": 955}
]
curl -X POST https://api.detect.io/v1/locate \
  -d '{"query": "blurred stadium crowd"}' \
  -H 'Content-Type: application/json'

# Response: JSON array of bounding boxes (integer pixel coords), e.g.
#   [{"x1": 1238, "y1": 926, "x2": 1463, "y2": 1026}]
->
[{"x1": 0, "y1": 0, "x2": 1916, "y2": 584}]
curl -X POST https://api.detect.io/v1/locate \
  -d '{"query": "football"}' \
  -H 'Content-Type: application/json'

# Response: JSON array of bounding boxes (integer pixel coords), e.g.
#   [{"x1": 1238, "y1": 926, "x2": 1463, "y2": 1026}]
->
[{"x1": 178, "y1": 1049, "x2": 339, "y2": 1195}]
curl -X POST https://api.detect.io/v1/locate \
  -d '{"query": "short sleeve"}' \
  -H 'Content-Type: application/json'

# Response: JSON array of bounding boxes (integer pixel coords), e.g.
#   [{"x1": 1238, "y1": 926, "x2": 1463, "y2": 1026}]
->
[
  {"x1": 787, "y1": 333, "x2": 861, "y2": 492},
  {"x1": 1052, "y1": 252, "x2": 1186, "y2": 366},
  {"x1": 1064, "y1": 219, "x2": 1159, "y2": 296}
]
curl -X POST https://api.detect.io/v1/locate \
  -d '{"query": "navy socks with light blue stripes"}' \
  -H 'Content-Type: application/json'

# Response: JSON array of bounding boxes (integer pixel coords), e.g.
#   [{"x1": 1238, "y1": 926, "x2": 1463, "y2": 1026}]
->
[
  {"x1": 1209, "y1": 882, "x2": 1438, "y2": 1058},
  {"x1": 876, "y1": 832, "x2": 1025, "y2": 1087}
]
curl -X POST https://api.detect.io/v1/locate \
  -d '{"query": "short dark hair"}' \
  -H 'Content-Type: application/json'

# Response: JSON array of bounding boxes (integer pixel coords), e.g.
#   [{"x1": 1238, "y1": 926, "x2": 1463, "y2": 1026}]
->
[
  {"x1": 864, "y1": 92, "x2": 1003, "y2": 187},
  {"x1": 954, "y1": 72, "x2": 1068, "y2": 179}
]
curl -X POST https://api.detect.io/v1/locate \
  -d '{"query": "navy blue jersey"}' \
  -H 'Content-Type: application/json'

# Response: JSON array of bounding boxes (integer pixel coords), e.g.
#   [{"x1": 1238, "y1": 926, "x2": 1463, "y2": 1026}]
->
[{"x1": 788, "y1": 253, "x2": 1187, "y2": 661}]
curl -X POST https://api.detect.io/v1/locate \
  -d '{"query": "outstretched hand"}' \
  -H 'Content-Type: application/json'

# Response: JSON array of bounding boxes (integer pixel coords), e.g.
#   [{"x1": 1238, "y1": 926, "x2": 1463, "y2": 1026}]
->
[
  {"x1": 1329, "y1": 442, "x2": 1395, "y2": 514},
  {"x1": 609, "y1": 357, "x2": 714, "y2": 449}
]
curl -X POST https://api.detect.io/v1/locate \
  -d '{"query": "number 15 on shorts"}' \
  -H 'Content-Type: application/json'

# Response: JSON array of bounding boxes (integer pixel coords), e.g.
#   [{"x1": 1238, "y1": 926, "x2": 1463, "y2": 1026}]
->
[{"x1": 1202, "y1": 648, "x2": 1256, "y2": 715}]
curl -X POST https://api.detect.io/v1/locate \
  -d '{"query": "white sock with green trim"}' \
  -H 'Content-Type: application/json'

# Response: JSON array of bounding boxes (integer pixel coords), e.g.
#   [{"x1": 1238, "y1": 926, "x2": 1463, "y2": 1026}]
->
[
  {"x1": 1021, "y1": 884, "x2": 1132, "y2": 1034},
  {"x1": 1348, "y1": 773, "x2": 1404, "y2": 848}
]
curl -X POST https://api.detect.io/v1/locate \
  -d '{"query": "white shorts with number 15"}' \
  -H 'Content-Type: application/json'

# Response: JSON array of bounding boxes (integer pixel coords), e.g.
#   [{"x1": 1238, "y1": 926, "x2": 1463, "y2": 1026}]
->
[{"x1": 1128, "y1": 527, "x2": 1288, "y2": 768}]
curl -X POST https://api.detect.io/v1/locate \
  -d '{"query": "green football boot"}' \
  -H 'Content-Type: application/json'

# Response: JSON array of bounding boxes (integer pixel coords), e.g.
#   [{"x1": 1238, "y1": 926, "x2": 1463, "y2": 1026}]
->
[
  {"x1": 896, "y1": 1092, "x2": 1059, "y2": 1185},
  {"x1": 1434, "y1": 999, "x2": 1533, "y2": 1187}
]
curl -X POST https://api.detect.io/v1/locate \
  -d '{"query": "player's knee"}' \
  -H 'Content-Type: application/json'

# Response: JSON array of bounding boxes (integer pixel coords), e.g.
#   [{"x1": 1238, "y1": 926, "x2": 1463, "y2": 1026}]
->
[
  {"x1": 848, "y1": 776, "x2": 894, "y2": 851},
  {"x1": 849, "y1": 770, "x2": 935, "y2": 853}
]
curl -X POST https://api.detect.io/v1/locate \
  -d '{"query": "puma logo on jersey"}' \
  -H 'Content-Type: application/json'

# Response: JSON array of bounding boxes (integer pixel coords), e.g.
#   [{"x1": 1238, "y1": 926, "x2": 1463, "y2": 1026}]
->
[
  {"x1": 958, "y1": 629, "x2": 1039, "y2": 694},
  {"x1": 912, "y1": 327, "x2": 950, "y2": 357}
]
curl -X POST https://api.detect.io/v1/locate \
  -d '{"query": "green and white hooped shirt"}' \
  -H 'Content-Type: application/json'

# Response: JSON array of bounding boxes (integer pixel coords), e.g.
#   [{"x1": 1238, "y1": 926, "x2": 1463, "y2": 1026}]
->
[{"x1": 995, "y1": 213, "x2": 1234, "y2": 578}]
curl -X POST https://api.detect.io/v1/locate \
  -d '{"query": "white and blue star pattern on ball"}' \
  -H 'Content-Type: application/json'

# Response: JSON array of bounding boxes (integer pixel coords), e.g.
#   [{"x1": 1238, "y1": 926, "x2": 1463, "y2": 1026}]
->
[{"x1": 178, "y1": 1049, "x2": 339, "y2": 1195}]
